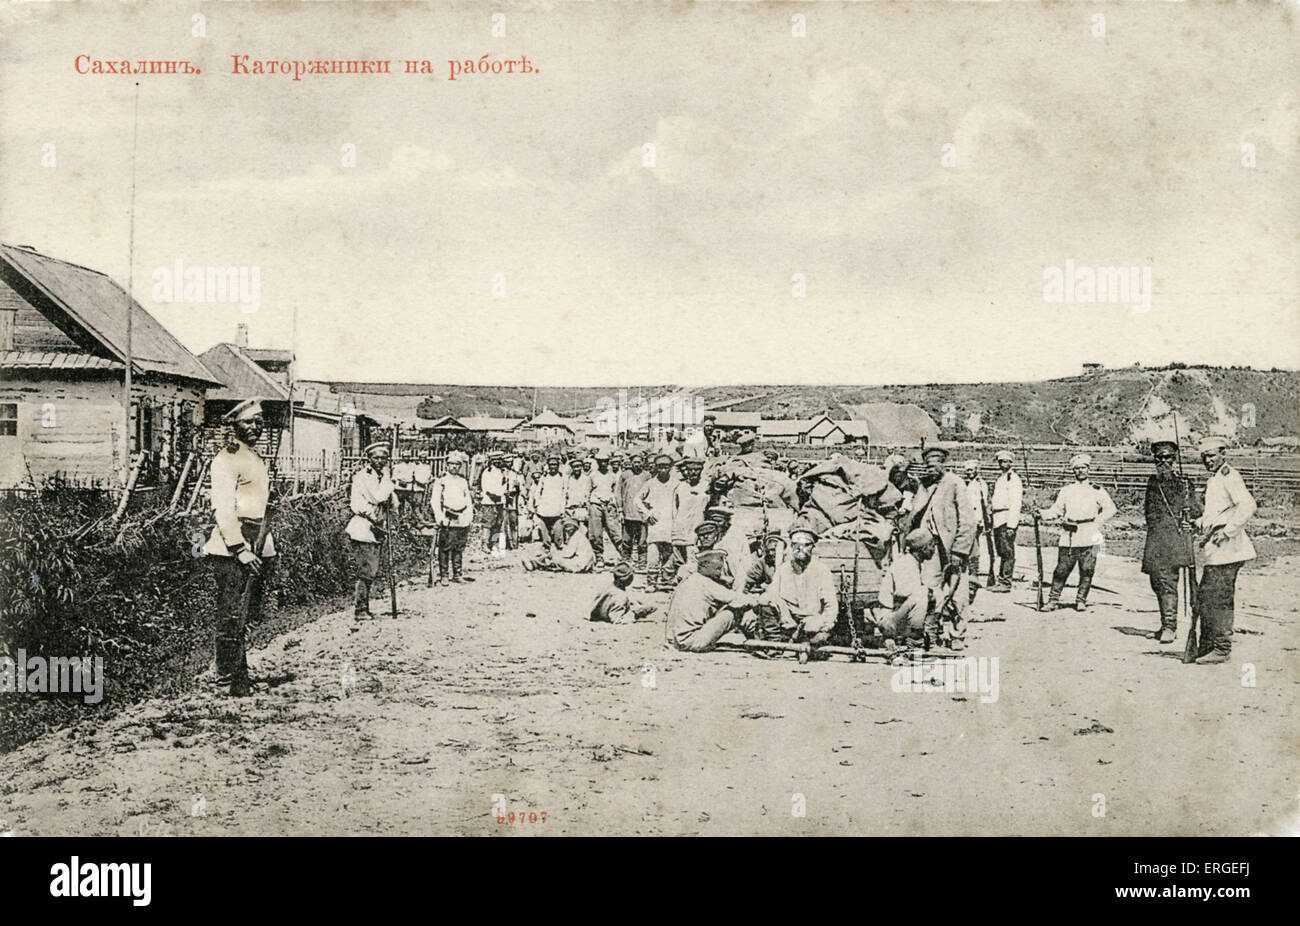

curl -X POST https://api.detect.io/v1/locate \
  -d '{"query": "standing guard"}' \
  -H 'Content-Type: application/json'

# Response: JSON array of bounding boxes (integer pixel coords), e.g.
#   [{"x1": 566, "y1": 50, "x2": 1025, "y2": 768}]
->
[{"x1": 204, "y1": 399, "x2": 276, "y2": 696}]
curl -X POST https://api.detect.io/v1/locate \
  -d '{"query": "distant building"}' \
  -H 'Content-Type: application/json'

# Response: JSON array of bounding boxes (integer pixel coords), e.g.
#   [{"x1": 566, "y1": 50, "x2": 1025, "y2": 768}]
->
[
  {"x1": 758, "y1": 414, "x2": 845, "y2": 445},
  {"x1": 520, "y1": 407, "x2": 577, "y2": 444},
  {"x1": 1082, "y1": 362, "x2": 1103, "y2": 375},
  {"x1": 837, "y1": 403, "x2": 940, "y2": 448}
]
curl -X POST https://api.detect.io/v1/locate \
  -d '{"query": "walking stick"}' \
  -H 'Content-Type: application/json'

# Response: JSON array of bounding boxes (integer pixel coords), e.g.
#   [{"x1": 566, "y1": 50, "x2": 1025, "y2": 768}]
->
[
  {"x1": 1032, "y1": 513, "x2": 1045, "y2": 611},
  {"x1": 385, "y1": 504, "x2": 398, "y2": 618},
  {"x1": 1173, "y1": 413, "x2": 1201, "y2": 661},
  {"x1": 980, "y1": 492, "x2": 996, "y2": 588}
]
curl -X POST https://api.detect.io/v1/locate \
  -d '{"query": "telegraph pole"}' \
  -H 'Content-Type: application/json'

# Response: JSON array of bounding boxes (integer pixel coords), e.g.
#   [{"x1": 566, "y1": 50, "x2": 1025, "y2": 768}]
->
[{"x1": 123, "y1": 81, "x2": 140, "y2": 485}]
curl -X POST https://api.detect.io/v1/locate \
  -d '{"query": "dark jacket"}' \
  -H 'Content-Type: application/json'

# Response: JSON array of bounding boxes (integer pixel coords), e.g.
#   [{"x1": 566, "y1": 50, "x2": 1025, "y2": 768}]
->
[{"x1": 1141, "y1": 473, "x2": 1202, "y2": 573}]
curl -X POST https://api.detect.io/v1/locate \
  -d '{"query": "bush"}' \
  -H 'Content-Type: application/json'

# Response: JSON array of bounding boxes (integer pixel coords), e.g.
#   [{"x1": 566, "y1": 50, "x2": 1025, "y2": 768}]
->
[{"x1": 0, "y1": 489, "x2": 433, "y2": 752}]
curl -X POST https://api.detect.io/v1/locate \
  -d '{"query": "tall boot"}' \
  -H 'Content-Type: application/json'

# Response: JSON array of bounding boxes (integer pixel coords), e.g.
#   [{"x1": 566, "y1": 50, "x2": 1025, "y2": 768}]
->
[{"x1": 355, "y1": 579, "x2": 372, "y2": 616}]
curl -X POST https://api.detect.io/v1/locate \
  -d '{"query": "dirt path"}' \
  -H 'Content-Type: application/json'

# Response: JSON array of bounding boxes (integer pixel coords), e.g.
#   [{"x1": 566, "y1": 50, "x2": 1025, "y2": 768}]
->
[{"x1": 3, "y1": 546, "x2": 1297, "y2": 836}]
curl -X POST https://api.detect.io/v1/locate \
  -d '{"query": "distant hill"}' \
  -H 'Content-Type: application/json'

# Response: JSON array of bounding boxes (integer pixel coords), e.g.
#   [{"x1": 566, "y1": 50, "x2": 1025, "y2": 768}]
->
[
  {"x1": 315, "y1": 366, "x2": 1300, "y2": 447},
  {"x1": 700, "y1": 367, "x2": 1300, "y2": 446}
]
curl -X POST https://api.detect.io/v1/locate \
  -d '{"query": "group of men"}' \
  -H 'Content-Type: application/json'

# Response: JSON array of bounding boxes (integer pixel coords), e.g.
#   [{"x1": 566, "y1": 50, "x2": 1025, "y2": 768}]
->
[{"x1": 205, "y1": 397, "x2": 1259, "y2": 696}]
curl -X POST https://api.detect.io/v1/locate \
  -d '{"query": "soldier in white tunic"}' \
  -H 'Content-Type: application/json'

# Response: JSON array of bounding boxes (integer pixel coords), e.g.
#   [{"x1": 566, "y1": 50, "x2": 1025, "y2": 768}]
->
[
  {"x1": 1036, "y1": 453, "x2": 1116, "y2": 612},
  {"x1": 205, "y1": 399, "x2": 277, "y2": 695}
]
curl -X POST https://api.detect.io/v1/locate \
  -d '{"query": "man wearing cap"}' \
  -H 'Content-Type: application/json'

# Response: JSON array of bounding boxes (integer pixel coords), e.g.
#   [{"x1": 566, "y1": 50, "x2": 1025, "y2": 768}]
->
[
  {"x1": 755, "y1": 525, "x2": 840, "y2": 645},
  {"x1": 588, "y1": 562, "x2": 659, "y2": 624},
  {"x1": 1142, "y1": 440, "x2": 1202, "y2": 642},
  {"x1": 884, "y1": 454, "x2": 920, "y2": 549},
  {"x1": 521, "y1": 517, "x2": 595, "y2": 573},
  {"x1": 962, "y1": 460, "x2": 991, "y2": 587},
  {"x1": 743, "y1": 532, "x2": 786, "y2": 594},
  {"x1": 707, "y1": 502, "x2": 756, "y2": 592},
  {"x1": 665, "y1": 549, "x2": 763, "y2": 652},
  {"x1": 671, "y1": 457, "x2": 709, "y2": 578},
  {"x1": 617, "y1": 454, "x2": 651, "y2": 572},
  {"x1": 908, "y1": 446, "x2": 977, "y2": 643},
  {"x1": 504, "y1": 456, "x2": 526, "y2": 549},
  {"x1": 205, "y1": 399, "x2": 277, "y2": 695},
  {"x1": 566, "y1": 456, "x2": 592, "y2": 525},
  {"x1": 345, "y1": 441, "x2": 396, "y2": 619},
  {"x1": 874, "y1": 528, "x2": 938, "y2": 646},
  {"x1": 1192, "y1": 437, "x2": 1256, "y2": 663},
  {"x1": 638, "y1": 454, "x2": 678, "y2": 590},
  {"x1": 430, "y1": 451, "x2": 474, "y2": 584},
  {"x1": 480, "y1": 453, "x2": 509, "y2": 554},
  {"x1": 1036, "y1": 454, "x2": 1117, "y2": 612},
  {"x1": 989, "y1": 450, "x2": 1023, "y2": 592},
  {"x1": 531, "y1": 454, "x2": 569, "y2": 548},
  {"x1": 586, "y1": 450, "x2": 624, "y2": 568}
]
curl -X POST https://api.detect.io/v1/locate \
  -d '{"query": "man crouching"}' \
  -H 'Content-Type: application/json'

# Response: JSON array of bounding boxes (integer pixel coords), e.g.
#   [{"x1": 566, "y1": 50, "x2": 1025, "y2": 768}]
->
[{"x1": 664, "y1": 549, "x2": 763, "y2": 652}]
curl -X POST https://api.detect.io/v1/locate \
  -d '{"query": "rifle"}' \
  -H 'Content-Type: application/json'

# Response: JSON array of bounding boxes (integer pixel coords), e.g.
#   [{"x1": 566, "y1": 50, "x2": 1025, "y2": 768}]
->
[
  {"x1": 386, "y1": 500, "x2": 398, "y2": 617},
  {"x1": 1174, "y1": 414, "x2": 1200, "y2": 662},
  {"x1": 1032, "y1": 513, "x2": 1045, "y2": 611},
  {"x1": 979, "y1": 490, "x2": 995, "y2": 588},
  {"x1": 387, "y1": 432, "x2": 399, "y2": 618}
]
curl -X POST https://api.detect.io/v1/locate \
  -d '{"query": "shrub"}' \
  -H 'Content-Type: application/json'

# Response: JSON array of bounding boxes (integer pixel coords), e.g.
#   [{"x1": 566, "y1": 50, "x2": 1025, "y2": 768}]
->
[{"x1": 0, "y1": 489, "x2": 434, "y2": 752}]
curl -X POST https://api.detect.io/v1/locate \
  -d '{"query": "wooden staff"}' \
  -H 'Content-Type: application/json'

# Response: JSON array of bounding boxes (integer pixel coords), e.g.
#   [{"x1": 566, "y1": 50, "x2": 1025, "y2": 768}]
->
[
  {"x1": 110, "y1": 453, "x2": 144, "y2": 527},
  {"x1": 167, "y1": 451, "x2": 195, "y2": 514}
]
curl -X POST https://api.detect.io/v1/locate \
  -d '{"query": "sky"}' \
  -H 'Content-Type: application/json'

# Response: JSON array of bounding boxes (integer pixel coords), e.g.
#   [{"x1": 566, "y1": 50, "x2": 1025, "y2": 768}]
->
[{"x1": 1, "y1": 0, "x2": 1297, "y2": 386}]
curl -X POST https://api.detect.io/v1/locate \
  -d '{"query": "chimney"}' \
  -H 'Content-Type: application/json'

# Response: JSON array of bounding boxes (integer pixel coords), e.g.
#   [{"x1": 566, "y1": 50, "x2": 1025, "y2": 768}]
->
[{"x1": 235, "y1": 323, "x2": 249, "y2": 348}]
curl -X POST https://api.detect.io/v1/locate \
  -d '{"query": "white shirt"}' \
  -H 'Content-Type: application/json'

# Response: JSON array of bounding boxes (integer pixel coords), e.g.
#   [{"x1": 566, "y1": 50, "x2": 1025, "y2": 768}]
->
[
  {"x1": 346, "y1": 465, "x2": 395, "y2": 544},
  {"x1": 964, "y1": 477, "x2": 988, "y2": 525},
  {"x1": 1039, "y1": 480, "x2": 1116, "y2": 548},
  {"x1": 1197, "y1": 465, "x2": 1256, "y2": 567},
  {"x1": 990, "y1": 470, "x2": 1024, "y2": 529}
]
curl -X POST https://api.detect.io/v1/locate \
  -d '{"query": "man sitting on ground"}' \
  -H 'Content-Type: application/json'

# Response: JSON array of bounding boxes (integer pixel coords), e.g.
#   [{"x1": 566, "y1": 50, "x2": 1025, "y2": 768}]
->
[
  {"x1": 521, "y1": 517, "x2": 595, "y2": 573},
  {"x1": 589, "y1": 562, "x2": 660, "y2": 624},
  {"x1": 664, "y1": 549, "x2": 763, "y2": 653},
  {"x1": 872, "y1": 528, "x2": 937, "y2": 648}
]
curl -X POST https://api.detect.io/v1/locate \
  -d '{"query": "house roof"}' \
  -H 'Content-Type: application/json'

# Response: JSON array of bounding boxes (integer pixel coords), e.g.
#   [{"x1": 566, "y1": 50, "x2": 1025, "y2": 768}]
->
[
  {"x1": 0, "y1": 244, "x2": 220, "y2": 386},
  {"x1": 461, "y1": 416, "x2": 525, "y2": 432},
  {"x1": 416, "y1": 414, "x2": 468, "y2": 431},
  {"x1": 242, "y1": 347, "x2": 293, "y2": 364},
  {"x1": 706, "y1": 411, "x2": 761, "y2": 428},
  {"x1": 836, "y1": 420, "x2": 872, "y2": 438},
  {"x1": 199, "y1": 343, "x2": 291, "y2": 402},
  {"x1": 525, "y1": 407, "x2": 575, "y2": 430},
  {"x1": 0, "y1": 350, "x2": 123, "y2": 372},
  {"x1": 838, "y1": 403, "x2": 940, "y2": 446},
  {"x1": 759, "y1": 417, "x2": 820, "y2": 436}
]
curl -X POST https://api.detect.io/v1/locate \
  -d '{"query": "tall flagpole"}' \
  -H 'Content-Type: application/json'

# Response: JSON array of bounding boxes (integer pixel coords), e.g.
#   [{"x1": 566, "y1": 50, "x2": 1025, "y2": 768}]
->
[{"x1": 123, "y1": 81, "x2": 140, "y2": 485}]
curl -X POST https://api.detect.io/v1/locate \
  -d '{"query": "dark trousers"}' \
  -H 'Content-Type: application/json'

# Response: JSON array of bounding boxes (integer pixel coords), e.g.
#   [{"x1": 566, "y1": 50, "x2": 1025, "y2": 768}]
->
[
  {"x1": 437, "y1": 525, "x2": 469, "y2": 578},
  {"x1": 351, "y1": 539, "x2": 381, "y2": 614},
  {"x1": 1147, "y1": 566, "x2": 1180, "y2": 630},
  {"x1": 1049, "y1": 545, "x2": 1097, "y2": 603},
  {"x1": 212, "y1": 554, "x2": 274, "y2": 680},
  {"x1": 482, "y1": 503, "x2": 503, "y2": 550},
  {"x1": 587, "y1": 502, "x2": 624, "y2": 560},
  {"x1": 1197, "y1": 562, "x2": 1242, "y2": 656},
  {"x1": 505, "y1": 500, "x2": 519, "y2": 549},
  {"x1": 537, "y1": 514, "x2": 561, "y2": 546},
  {"x1": 993, "y1": 525, "x2": 1017, "y2": 584},
  {"x1": 622, "y1": 520, "x2": 646, "y2": 563}
]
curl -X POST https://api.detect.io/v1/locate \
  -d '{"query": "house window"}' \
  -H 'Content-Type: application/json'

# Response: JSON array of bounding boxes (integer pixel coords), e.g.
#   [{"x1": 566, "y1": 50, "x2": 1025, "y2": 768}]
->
[{"x1": 0, "y1": 402, "x2": 16, "y2": 437}]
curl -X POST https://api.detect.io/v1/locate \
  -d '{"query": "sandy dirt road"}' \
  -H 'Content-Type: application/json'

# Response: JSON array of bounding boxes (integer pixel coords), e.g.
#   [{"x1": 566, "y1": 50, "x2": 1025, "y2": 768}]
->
[{"x1": 2, "y1": 545, "x2": 1297, "y2": 837}]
